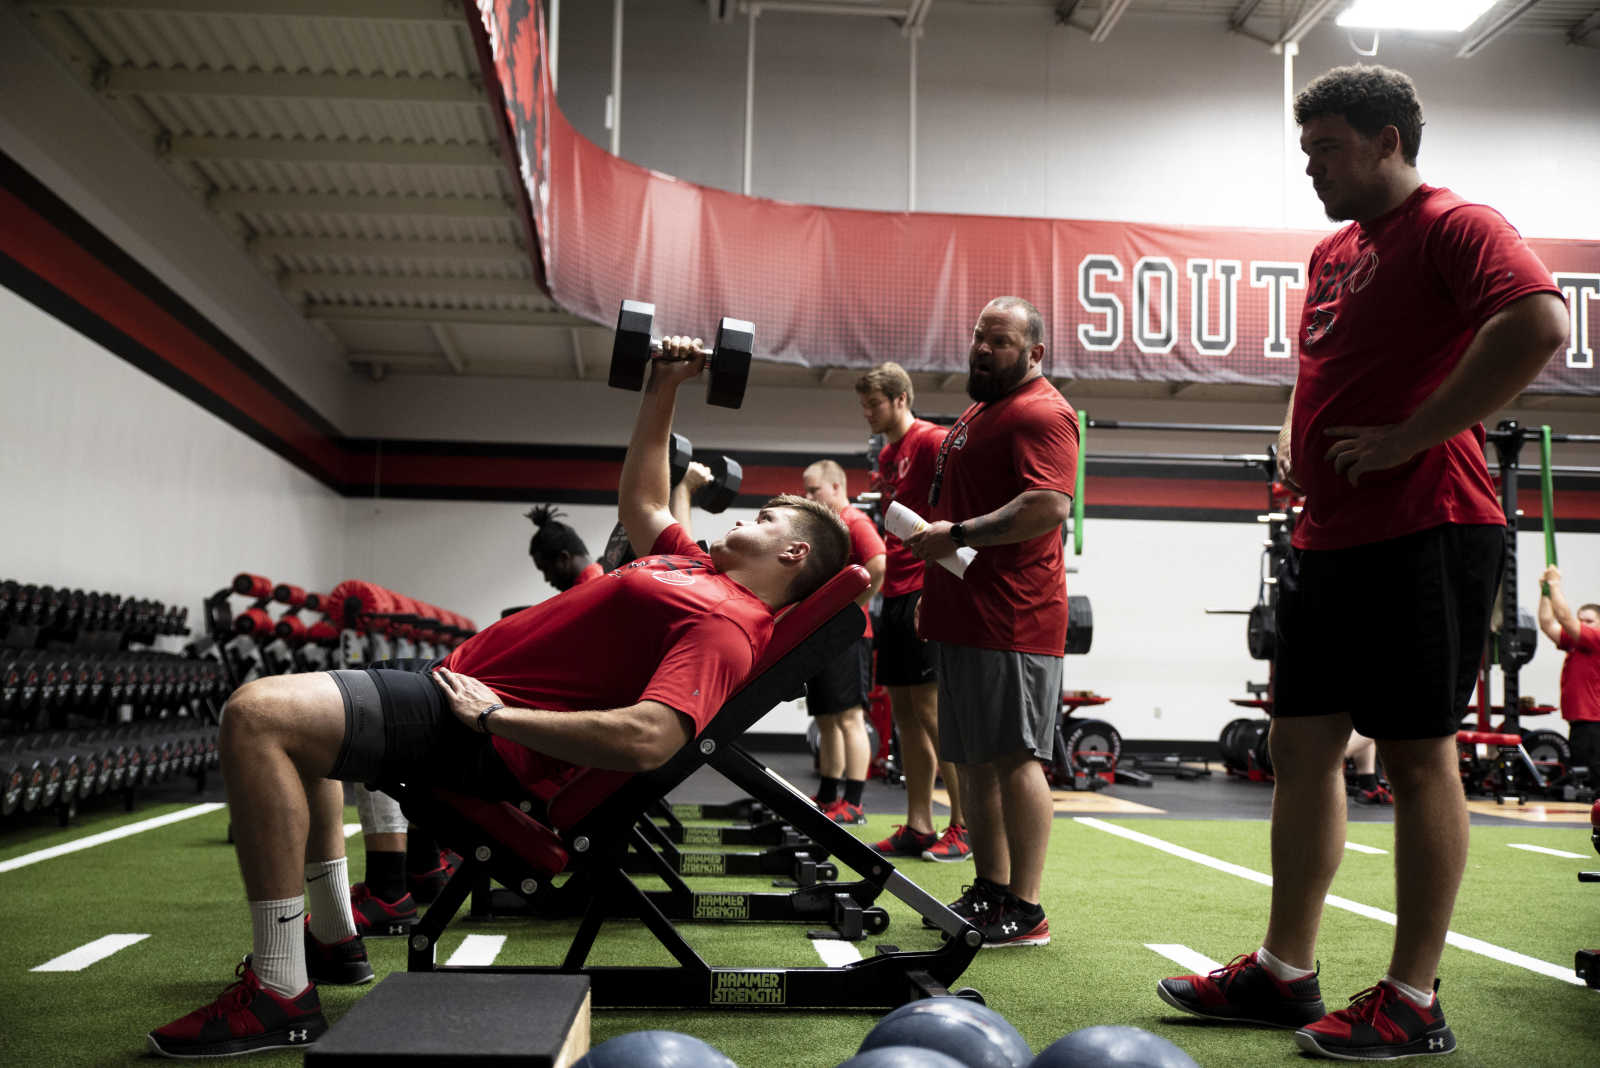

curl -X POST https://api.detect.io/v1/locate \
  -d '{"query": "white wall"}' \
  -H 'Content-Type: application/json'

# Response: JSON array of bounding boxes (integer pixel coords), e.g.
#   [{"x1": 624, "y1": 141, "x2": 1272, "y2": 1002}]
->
[
  {"x1": 559, "y1": 6, "x2": 1600, "y2": 239},
  {"x1": 0, "y1": 288, "x2": 346, "y2": 631}
]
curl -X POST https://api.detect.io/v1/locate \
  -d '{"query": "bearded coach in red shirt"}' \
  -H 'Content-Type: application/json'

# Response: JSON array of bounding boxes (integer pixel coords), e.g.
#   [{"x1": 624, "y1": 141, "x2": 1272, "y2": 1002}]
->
[
  {"x1": 904, "y1": 296, "x2": 1079, "y2": 951},
  {"x1": 1157, "y1": 65, "x2": 1569, "y2": 1062}
]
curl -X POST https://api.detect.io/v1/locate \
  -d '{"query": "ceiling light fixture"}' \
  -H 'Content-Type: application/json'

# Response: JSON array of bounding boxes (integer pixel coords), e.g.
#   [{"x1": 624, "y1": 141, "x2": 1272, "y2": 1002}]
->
[{"x1": 1335, "y1": 0, "x2": 1496, "y2": 33}]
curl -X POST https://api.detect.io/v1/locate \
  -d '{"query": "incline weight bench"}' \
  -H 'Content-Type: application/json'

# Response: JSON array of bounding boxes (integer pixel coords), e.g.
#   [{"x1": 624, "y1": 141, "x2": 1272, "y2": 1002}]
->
[{"x1": 393, "y1": 565, "x2": 983, "y2": 1009}]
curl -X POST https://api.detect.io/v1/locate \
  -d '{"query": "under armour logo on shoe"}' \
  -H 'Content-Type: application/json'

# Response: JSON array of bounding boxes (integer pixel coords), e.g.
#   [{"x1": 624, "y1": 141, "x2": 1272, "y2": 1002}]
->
[
  {"x1": 1001, "y1": 922, "x2": 1017, "y2": 935},
  {"x1": 289, "y1": 1029, "x2": 310, "y2": 1042},
  {"x1": 1428, "y1": 1038, "x2": 1445, "y2": 1050}
]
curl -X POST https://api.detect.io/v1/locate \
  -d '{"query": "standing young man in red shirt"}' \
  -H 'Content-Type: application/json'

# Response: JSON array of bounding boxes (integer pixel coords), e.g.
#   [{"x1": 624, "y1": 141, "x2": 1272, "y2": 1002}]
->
[
  {"x1": 1538, "y1": 566, "x2": 1600, "y2": 774},
  {"x1": 800, "y1": 459, "x2": 885, "y2": 824},
  {"x1": 904, "y1": 296, "x2": 1079, "y2": 949},
  {"x1": 855, "y1": 362, "x2": 970, "y2": 862},
  {"x1": 1157, "y1": 65, "x2": 1569, "y2": 1061},
  {"x1": 147, "y1": 339, "x2": 850, "y2": 1060}
]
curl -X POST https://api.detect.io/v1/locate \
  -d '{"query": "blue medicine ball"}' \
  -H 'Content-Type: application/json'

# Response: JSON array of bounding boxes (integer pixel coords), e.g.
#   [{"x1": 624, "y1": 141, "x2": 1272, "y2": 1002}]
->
[
  {"x1": 1031, "y1": 1025, "x2": 1198, "y2": 1068},
  {"x1": 573, "y1": 1029, "x2": 738, "y2": 1068},
  {"x1": 838, "y1": 1047, "x2": 969, "y2": 1068},
  {"x1": 859, "y1": 997, "x2": 1033, "y2": 1068}
]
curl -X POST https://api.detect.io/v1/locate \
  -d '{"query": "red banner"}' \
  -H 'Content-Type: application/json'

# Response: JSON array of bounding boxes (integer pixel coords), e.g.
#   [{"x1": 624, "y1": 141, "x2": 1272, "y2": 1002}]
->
[{"x1": 475, "y1": 2, "x2": 1600, "y2": 394}]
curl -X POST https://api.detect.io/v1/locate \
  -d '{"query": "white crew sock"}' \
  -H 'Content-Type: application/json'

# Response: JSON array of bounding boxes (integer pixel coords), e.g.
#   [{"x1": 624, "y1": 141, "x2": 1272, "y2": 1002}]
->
[
  {"x1": 305, "y1": 857, "x2": 357, "y2": 944},
  {"x1": 1257, "y1": 945, "x2": 1315, "y2": 981},
  {"x1": 250, "y1": 896, "x2": 308, "y2": 997},
  {"x1": 1382, "y1": 974, "x2": 1436, "y2": 1008}
]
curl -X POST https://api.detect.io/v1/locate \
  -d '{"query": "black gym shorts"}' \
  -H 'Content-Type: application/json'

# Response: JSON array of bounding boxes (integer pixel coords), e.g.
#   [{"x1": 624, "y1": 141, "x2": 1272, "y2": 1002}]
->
[
  {"x1": 874, "y1": 591, "x2": 937, "y2": 687},
  {"x1": 804, "y1": 636, "x2": 873, "y2": 717},
  {"x1": 325, "y1": 658, "x2": 527, "y2": 800},
  {"x1": 1273, "y1": 523, "x2": 1504, "y2": 739}
]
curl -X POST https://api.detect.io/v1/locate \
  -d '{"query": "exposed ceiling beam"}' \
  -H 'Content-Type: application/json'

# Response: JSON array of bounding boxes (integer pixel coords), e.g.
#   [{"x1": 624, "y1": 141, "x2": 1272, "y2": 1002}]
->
[
  {"x1": 428, "y1": 323, "x2": 464, "y2": 374},
  {"x1": 210, "y1": 191, "x2": 513, "y2": 218},
  {"x1": 1569, "y1": 8, "x2": 1600, "y2": 43},
  {"x1": 1458, "y1": 0, "x2": 1541, "y2": 57},
  {"x1": 165, "y1": 135, "x2": 499, "y2": 168},
  {"x1": 251, "y1": 236, "x2": 526, "y2": 263},
  {"x1": 101, "y1": 67, "x2": 482, "y2": 105},
  {"x1": 306, "y1": 304, "x2": 586, "y2": 327},
  {"x1": 1089, "y1": 0, "x2": 1133, "y2": 43},
  {"x1": 285, "y1": 273, "x2": 539, "y2": 300},
  {"x1": 346, "y1": 350, "x2": 455, "y2": 371},
  {"x1": 1279, "y1": 0, "x2": 1342, "y2": 46},
  {"x1": 1229, "y1": 0, "x2": 1265, "y2": 30},
  {"x1": 26, "y1": 0, "x2": 464, "y2": 22}
]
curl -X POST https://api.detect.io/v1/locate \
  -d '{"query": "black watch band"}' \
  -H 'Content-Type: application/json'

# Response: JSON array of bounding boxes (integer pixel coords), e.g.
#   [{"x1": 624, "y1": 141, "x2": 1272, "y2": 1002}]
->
[{"x1": 949, "y1": 522, "x2": 967, "y2": 548}]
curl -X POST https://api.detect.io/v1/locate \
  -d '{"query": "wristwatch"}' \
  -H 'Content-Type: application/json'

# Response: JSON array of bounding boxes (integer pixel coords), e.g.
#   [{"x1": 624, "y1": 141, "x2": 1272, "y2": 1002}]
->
[{"x1": 949, "y1": 522, "x2": 967, "y2": 548}]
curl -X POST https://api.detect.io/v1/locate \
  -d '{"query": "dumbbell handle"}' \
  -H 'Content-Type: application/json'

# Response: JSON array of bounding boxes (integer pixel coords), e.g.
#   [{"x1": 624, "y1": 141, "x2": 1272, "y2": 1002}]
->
[{"x1": 648, "y1": 338, "x2": 715, "y2": 360}]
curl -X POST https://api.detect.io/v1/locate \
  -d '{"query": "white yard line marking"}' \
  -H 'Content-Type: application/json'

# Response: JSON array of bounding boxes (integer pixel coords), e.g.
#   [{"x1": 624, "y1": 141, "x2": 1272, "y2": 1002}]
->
[
  {"x1": 1344, "y1": 841, "x2": 1388, "y2": 855},
  {"x1": 1508, "y1": 843, "x2": 1586, "y2": 859},
  {"x1": 1076, "y1": 817, "x2": 1586, "y2": 987},
  {"x1": 0, "y1": 803, "x2": 225, "y2": 873},
  {"x1": 445, "y1": 935, "x2": 506, "y2": 966},
  {"x1": 32, "y1": 933, "x2": 149, "y2": 972},
  {"x1": 343, "y1": 823, "x2": 362, "y2": 838},
  {"x1": 1145, "y1": 944, "x2": 1222, "y2": 975},
  {"x1": 812, "y1": 939, "x2": 863, "y2": 967}
]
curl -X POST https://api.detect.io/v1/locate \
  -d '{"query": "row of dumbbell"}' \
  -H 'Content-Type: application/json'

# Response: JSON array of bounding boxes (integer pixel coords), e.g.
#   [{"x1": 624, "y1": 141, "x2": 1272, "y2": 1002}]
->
[
  {"x1": 0, "y1": 580, "x2": 189, "y2": 637},
  {"x1": 0, "y1": 722, "x2": 218, "y2": 819},
  {"x1": 0, "y1": 649, "x2": 230, "y2": 721}
]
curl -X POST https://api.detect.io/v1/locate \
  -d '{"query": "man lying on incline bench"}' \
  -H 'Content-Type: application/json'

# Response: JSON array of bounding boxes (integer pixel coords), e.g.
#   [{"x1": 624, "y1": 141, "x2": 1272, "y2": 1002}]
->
[{"x1": 148, "y1": 337, "x2": 851, "y2": 1060}]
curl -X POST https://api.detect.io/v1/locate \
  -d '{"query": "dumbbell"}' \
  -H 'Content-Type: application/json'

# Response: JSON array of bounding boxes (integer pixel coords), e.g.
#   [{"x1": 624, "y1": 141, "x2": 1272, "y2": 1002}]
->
[
  {"x1": 608, "y1": 300, "x2": 754, "y2": 409},
  {"x1": 691, "y1": 454, "x2": 743, "y2": 514}
]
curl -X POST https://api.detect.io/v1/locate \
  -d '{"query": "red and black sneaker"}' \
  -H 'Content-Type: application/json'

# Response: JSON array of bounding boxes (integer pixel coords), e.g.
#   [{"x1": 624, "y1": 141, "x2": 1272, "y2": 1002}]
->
[
  {"x1": 824, "y1": 799, "x2": 867, "y2": 826},
  {"x1": 304, "y1": 919, "x2": 374, "y2": 986},
  {"x1": 975, "y1": 896, "x2": 1050, "y2": 949},
  {"x1": 349, "y1": 882, "x2": 418, "y2": 937},
  {"x1": 871, "y1": 824, "x2": 939, "y2": 857},
  {"x1": 407, "y1": 849, "x2": 461, "y2": 906},
  {"x1": 1157, "y1": 952, "x2": 1326, "y2": 1028},
  {"x1": 146, "y1": 958, "x2": 327, "y2": 1059},
  {"x1": 921, "y1": 823, "x2": 973, "y2": 863},
  {"x1": 1354, "y1": 785, "x2": 1394, "y2": 806},
  {"x1": 1295, "y1": 981, "x2": 1455, "y2": 1060}
]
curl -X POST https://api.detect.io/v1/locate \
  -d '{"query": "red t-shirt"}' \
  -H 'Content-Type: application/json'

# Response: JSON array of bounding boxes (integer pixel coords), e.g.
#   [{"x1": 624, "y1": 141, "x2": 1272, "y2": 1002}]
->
[
  {"x1": 840, "y1": 504, "x2": 886, "y2": 638},
  {"x1": 574, "y1": 561, "x2": 603, "y2": 586},
  {"x1": 1557, "y1": 623, "x2": 1600, "y2": 723},
  {"x1": 443, "y1": 525, "x2": 774, "y2": 792},
  {"x1": 922, "y1": 376, "x2": 1079, "y2": 655},
  {"x1": 1290, "y1": 185, "x2": 1561, "y2": 551},
  {"x1": 875, "y1": 418, "x2": 946, "y2": 598}
]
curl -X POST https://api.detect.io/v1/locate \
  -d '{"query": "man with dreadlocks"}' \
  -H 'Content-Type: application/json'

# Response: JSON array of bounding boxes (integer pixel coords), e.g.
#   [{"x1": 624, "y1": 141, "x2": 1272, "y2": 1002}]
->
[{"x1": 527, "y1": 504, "x2": 602, "y2": 592}]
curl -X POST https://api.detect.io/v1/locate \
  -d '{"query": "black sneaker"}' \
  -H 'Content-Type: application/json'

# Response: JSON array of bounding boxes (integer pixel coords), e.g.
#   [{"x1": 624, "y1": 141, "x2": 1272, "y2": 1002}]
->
[
  {"x1": 304, "y1": 920, "x2": 374, "y2": 986},
  {"x1": 350, "y1": 882, "x2": 418, "y2": 937},
  {"x1": 923, "y1": 876, "x2": 1008, "y2": 930},
  {"x1": 147, "y1": 958, "x2": 327, "y2": 1059},
  {"x1": 1295, "y1": 980, "x2": 1456, "y2": 1060},
  {"x1": 407, "y1": 849, "x2": 461, "y2": 906},
  {"x1": 976, "y1": 897, "x2": 1050, "y2": 948},
  {"x1": 1157, "y1": 951, "x2": 1327, "y2": 1028}
]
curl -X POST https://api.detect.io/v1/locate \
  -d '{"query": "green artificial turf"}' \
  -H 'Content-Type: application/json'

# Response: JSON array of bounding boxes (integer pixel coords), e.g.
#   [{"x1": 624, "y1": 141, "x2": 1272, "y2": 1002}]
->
[{"x1": 2, "y1": 803, "x2": 1597, "y2": 1067}]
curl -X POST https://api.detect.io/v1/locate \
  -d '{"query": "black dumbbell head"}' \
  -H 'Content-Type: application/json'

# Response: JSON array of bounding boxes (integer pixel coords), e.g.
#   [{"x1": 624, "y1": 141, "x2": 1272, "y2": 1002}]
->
[
  {"x1": 706, "y1": 317, "x2": 753, "y2": 409},
  {"x1": 609, "y1": 299, "x2": 657, "y2": 392},
  {"x1": 693, "y1": 455, "x2": 744, "y2": 514}
]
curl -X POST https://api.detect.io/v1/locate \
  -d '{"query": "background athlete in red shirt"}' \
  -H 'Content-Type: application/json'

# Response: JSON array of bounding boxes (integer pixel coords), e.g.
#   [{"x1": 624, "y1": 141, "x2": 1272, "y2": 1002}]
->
[
  {"x1": 1157, "y1": 65, "x2": 1570, "y2": 1063},
  {"x1": 148, "y1": 336, "x2": 850, "y2": 1060},
  {"x1": 1538, "y1": 566, "x2": 1600, "y2": 775},
  {"x1": 856, "y1": 362, "x2": 970, "y2": 862}
]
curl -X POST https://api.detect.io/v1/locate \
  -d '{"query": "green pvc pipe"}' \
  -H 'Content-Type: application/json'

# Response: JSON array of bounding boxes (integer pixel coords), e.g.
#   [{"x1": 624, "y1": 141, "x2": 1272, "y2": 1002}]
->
[
  {"x1": 1073, "y1": 409, "x2": 1086, "y2": 556},
  {"x1": 1540, "y1": 424, "x2": 1557, "y2": 567}
]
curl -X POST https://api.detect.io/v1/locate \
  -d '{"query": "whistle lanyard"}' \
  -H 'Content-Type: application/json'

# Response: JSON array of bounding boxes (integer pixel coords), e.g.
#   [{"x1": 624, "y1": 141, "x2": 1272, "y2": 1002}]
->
[{"x1": 928, "y1": 403, "x2": 985, "y2": 509}]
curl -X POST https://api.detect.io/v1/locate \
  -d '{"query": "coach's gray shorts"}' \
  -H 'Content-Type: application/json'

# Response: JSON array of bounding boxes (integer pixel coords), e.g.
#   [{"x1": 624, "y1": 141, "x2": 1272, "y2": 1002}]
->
[{"x1": 933, "y1": 643, "x2": 1063, "y2": 764}]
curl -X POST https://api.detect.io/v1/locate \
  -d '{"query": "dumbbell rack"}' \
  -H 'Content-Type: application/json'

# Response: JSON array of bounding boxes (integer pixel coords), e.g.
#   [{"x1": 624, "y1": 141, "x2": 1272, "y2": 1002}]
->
[{"x1": 0, "y1": 578, "x2": 225, "y2": 829}]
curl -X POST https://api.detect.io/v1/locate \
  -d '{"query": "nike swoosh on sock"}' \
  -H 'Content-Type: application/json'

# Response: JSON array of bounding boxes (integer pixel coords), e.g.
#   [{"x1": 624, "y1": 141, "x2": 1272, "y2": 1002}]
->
[{"x1": 276, "y1": 909, "x2": 305, "y2": 924}]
